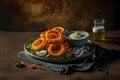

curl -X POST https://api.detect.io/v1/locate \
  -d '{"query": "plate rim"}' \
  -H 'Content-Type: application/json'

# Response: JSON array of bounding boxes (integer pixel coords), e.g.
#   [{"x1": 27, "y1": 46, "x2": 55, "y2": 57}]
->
[{"x1": 24, "y1": 38, "x2": 96, "y2": 63}]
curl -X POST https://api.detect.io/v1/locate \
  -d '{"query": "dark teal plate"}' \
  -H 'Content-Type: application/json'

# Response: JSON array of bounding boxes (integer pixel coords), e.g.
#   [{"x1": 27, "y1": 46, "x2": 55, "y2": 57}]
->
[{"x1": 24, "y1": 38, "x2": 96, "y2": 64}]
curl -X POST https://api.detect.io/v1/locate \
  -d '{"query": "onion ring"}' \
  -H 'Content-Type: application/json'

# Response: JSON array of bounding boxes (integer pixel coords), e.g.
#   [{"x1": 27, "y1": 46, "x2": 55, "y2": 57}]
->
[
  {"x1": 40, "y1": 31, "x2": 47, "y2": 38},
  {"x1": 45, "y1": 30, "x2": 62, "y2": 43},
  {"x1": 52, "y1": 27, "x2": 65, "y2": 34},
  {"x1": 32, "y1": 38, "x2": 46, "y2": 51},
  {"x1": 47, "y1": 44, "x2": 65, "y2": 57}
]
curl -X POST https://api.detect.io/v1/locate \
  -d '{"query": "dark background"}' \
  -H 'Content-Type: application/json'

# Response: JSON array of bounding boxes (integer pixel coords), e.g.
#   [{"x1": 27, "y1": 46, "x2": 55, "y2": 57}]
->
[
  {"x1": 0, "y1": 0, "x2": 120, "y2": 32},
  {"x1": 114, "y1": 0, "x2": 120, "y2": 29}
]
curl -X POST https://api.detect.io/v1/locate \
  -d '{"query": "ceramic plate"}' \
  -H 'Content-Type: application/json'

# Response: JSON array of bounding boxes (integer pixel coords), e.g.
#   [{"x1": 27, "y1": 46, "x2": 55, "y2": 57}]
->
[{"x1": 24, "y1": 38, "x2": 96, "y2": 63}]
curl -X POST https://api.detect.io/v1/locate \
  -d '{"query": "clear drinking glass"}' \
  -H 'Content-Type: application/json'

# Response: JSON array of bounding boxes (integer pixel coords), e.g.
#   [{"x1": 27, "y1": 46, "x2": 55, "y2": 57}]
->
[{"x1": 92, "y1": 19, "x2": 105, "y2": 41}]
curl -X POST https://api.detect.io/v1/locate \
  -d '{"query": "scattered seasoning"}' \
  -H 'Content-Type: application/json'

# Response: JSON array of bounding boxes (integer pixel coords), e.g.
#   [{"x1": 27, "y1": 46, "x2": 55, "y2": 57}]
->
[
  {"x1": 30, "y1": 64, "x2": 46, "y2": 71},
  {"x1": 38, "y1": 67, "x2": 46, "y2": 71},
  {"x1": 15, "y1": 61, "x2": 25, "y2": 67},
  {"x1": 18, "y1": 55, "x2": 21, "y2": 58},
  {"x1": 30, "y1": 64, "x2": 37, "y2": 69}
]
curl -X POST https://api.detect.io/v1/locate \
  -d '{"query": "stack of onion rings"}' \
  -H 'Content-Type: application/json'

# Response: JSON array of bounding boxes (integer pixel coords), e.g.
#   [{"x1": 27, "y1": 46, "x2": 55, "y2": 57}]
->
[{"x1": 32, "y1": 27, "x2": 71, "y2": 57}]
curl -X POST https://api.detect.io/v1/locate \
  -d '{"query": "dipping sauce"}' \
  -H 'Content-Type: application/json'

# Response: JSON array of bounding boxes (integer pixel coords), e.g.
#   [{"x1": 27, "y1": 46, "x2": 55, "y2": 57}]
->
[{"x1": 68, "y1": 31, "x2": 87, "y2": 40}]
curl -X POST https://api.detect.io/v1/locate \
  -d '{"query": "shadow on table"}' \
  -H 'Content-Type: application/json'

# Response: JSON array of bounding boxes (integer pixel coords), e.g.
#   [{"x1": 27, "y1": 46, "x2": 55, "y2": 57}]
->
[{"x1": 104, "y1": 38, "x2": 120, "y2": 44}]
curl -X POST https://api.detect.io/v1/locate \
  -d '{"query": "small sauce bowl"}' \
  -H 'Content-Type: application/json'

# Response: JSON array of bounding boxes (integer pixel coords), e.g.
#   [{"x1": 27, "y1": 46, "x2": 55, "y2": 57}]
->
[{"x1": 64, "y1": 30, "x2": 89, "y2": 46}]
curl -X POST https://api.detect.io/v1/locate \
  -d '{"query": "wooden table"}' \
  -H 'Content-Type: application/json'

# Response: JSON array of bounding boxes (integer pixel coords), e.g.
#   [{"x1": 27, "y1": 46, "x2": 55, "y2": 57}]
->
[{"x1": 0, "y1": 30, "x2": 120, "y2": 80}]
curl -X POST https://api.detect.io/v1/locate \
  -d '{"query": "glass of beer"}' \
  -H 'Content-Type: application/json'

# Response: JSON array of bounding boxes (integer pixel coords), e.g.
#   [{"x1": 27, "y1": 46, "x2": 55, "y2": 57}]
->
[{"x1": 92, "y1": 19, "x2": 105, "y2": 41}]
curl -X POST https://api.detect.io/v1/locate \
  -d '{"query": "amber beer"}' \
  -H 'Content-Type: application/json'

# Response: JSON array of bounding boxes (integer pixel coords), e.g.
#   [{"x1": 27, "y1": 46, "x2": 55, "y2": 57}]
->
[
  {"x1": 92, "y1": 27, "x2": 105, "y2": 40},
  {"x1": 92, "y1": 19, "x2": 105, "y2": 41}
]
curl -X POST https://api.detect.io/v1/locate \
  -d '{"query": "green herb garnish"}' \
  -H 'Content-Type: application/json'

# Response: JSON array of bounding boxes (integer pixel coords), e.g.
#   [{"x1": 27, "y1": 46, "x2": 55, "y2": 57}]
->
[
  {"x1": 15, "y1": 61, "x2": 25, "y2": 67},
  {"x1": 26, "y1": 39, "x2": 36, "y2": 55}
]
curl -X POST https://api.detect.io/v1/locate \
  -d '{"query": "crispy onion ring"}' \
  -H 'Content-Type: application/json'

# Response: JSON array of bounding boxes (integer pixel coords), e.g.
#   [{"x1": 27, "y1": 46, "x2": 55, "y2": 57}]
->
[
  {"x1": 40, "y1": 31, "x2": 47, "y2": 38},
  {"x1": 32, "y1": 38, "x2": 46, "y2": 51},
  {"x1": 52, "y1": 27, "x2": 65, "y2": 34},
  {"x1": 47, "y1": 44, "x2": 65, "y2": 57},
  {"x1": 45, "y1": 30, "x2": 62, "y2": 43}
]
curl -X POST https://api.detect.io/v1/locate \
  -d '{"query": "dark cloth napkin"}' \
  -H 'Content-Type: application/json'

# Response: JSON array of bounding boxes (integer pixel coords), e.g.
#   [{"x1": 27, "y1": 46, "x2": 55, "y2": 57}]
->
[{"x1": 18, "y1": 45, "x2": 120, "y2": 74}]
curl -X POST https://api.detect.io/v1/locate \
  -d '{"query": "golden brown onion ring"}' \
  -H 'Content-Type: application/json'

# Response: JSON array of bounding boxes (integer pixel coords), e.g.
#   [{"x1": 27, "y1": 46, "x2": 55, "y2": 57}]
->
[
  {"x1": 47, "y1": 44, "x2": 65, "y2": 57},
  {"x1": 45, "y1": 30, "x2": 62, "y2": 43},
  {"x1": 40, "y1": 31, "x2": 47, "y2": 38},
  {"x1": 32, "y1": 38, "x2": 46, "y2": 51},
  {"x1": 52, "y1": 27, "x2": 65, "y2": 34}
]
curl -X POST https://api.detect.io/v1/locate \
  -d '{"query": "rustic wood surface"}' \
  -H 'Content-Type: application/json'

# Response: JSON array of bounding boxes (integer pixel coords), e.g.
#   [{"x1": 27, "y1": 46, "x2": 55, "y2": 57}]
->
[{"x1": 0, "y1": 30, "x2": 120, "y2": 80}]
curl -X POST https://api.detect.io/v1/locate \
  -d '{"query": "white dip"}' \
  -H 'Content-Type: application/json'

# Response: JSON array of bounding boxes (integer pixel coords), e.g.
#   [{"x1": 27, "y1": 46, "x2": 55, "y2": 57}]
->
[{"x1": 68, "y1": 31, "x2": 87, "y2": 40}]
